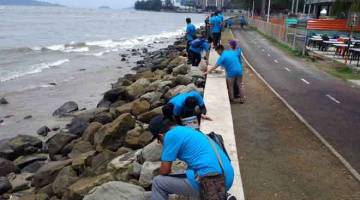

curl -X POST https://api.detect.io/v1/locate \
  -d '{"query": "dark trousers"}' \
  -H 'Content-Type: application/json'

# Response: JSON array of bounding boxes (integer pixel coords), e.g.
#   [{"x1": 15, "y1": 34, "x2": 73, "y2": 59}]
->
[
  {"x1": 212, "y1": 32, "x2": 221, "y2": 47},
  {"x1": 189, "y1": 50, "x2": 202, "y2": 66}
]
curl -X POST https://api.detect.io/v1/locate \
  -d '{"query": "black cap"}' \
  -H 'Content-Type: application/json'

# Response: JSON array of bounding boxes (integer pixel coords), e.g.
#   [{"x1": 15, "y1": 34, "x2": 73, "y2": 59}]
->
[{"x1": 149, "y1": 115, "x2": 167, "y2": 136}]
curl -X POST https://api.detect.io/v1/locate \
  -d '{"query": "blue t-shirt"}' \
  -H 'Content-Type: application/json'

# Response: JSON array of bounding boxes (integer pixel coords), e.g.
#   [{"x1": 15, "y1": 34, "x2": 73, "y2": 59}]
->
[
  {"x1": 227, "y1": 18, "x2": 233, "y2": 26},
  {"x1": 169, "y1": 91, "x2": 204, "y2": 116},
  {"x1": 210, "y1": 16, "x2": 222, "y2": 33},
  {"x1": 186, "y1": 23, "x2": 196, "y2": 41},
  {"x1": 189, "y1": 39, "x2": 210, "y2": 54},
  {"x1": 218, "y1": 14, "x2": 224, "y2": 22},
  {"x1": 233, "y1": 47, "x2": 242, "y2": 63},
  {"x1": 161, "y1": 126, "x2": 234, "y2": 191},
  {"x1": 216, "y1": 50, "x2": 243, "y2": 78}
]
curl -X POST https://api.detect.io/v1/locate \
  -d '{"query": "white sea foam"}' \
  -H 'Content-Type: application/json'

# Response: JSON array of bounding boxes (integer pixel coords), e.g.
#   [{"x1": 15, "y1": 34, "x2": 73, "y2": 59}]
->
[
  {"x1": 0, "y1": 59, "x2": 69, "y2": 82},
  {"x1": 63, "y1": 47, "x2": 89, "y2": 53}
]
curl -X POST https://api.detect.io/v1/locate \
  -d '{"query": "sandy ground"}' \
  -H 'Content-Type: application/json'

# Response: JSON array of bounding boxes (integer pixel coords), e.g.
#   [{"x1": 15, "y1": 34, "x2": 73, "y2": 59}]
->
[{"x1": 231, "y1": 65, "x2": 360, "y2": 199}]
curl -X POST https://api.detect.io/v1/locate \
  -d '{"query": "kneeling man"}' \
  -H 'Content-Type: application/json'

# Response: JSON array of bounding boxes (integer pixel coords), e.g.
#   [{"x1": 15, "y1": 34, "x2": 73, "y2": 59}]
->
[{"x1": 149, "y1": 116, "x2": 234, "y2": 200}]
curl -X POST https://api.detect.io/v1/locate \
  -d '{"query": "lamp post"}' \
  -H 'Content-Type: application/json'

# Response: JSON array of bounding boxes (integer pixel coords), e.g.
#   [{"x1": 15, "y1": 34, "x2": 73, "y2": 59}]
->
[{"x1": 267, "y1": 0, "x2": 271, "y2": 23}]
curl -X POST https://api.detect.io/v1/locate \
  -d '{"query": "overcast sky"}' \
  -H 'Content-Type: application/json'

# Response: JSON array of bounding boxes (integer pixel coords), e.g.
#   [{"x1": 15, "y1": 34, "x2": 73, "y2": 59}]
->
[{"x1": 46, "y1": 0, "x2": 138, "y2": 9}]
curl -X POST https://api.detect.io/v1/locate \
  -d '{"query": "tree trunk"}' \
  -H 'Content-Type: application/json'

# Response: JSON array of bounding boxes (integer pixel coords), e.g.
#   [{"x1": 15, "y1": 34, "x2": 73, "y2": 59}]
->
[{"x1": 261, "y1": 0, "x2": 266, "y2": 18}]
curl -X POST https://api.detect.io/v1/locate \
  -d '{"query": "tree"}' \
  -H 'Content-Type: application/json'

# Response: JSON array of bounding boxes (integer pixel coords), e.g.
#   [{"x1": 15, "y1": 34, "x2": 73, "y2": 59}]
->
[
  {"x1": 134, "y1": 0, "x2": 162, "y2": 11},
  {"x1": 331, "y1": 0, "x2": 360, "y2": 18}
]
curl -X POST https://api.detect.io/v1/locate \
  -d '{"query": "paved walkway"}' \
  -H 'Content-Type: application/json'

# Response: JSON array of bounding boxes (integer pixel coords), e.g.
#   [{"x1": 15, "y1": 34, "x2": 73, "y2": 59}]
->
[{"x1": 233, "y1": 28, "x2": 360, "y2": 180}]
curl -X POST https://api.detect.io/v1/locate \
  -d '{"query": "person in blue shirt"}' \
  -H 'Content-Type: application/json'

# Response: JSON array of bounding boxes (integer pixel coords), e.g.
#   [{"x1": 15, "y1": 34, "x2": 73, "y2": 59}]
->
[
  {"x1": 210, "y1": 13, "x2": 222, "y2": 47},
  {"x1": 149, "y1": 116, "x2": 234, "y2": 200},
  {"x1": 206, "y1": 45, "x2": 245, "y2": 103},
  {"x1": 239, "y1": 15, "x2": 246, "y2": 29},
  {"x1": 162, "y1": 90, "x2": 210, "y2": 128},
  {"x1": 188, "y1": 32, "x2": 210, "y2": 66},
  {"x1": 229, "y1": 40, "x2": 245, "y2": 100},
  {"x1": 226, "y1": 18, "x2": 233, "y2": 30},
  {"x1": 185, "y1": 18, "x2": 197, "y2": 61}
]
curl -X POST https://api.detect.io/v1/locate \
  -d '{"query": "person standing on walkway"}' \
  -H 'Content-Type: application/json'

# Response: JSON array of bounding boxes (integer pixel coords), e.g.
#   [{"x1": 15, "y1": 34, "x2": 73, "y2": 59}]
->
[
  {"x1": 206, "y1": 45, "x2": 245, "y2": 103},
  {"x1": 149, "y1": 115, "x2": 234, "y2": 200},
  {"x1": 239, "y1": 15, "x2": 246, "y2": 29},
  {"x1": 186, "y1": 18, "x2": 197, "y2": 61},
  {"x1": 210, "y1": 13, "x2": 222, "y2": 47},
  {"x1": 226, "y1": 18, "x2": 233, "y2": 30},
  {"x1": 188, "y1": 33, "x2": 210, "y2": 66},
  {"x1": 229, "y1": 40, "x2": 244, "y2": 99}
]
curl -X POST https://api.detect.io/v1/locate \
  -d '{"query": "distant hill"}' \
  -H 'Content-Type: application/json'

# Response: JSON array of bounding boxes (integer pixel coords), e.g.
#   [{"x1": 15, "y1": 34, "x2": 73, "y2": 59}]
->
[{"x1": 0, "y1": 0, "x2": 63, "y2": 6}]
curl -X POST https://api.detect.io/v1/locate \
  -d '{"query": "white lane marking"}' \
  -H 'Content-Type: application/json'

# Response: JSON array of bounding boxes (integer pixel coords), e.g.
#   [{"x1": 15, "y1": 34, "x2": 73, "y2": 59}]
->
[
  {"x1": 274, "y1": 59, "x2": 279, "y2": 63},
  {"x1": 326, "y1": 94, "x2": 341, "y2": 104},
  {"x1": 301, "y1": 78, "x2": 310, "y2": 85},
  {"x1": 267, "y1": 53, "x2": 271, "y2": 57},
  {"x1": 284, "y1": 67, "x2": 291, "y2": 72}
]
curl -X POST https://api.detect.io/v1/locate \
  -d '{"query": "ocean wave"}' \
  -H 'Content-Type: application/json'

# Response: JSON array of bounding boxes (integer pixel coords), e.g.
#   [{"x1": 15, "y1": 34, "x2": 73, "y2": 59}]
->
[{"x1": 0, "y1": 59, "x2": 69, "y2": 82}]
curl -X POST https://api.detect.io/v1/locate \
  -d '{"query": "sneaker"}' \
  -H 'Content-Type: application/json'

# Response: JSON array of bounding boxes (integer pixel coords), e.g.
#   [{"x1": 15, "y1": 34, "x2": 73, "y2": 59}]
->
[{"x1": 228, "y1": 196, "x2": 237, "y2": 200}]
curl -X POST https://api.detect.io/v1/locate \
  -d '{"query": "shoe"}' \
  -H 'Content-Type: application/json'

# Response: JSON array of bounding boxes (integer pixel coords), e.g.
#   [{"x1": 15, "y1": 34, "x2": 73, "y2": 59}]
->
[{"x1": 228, "y1": 196, "x2": 237, "y2": 200}]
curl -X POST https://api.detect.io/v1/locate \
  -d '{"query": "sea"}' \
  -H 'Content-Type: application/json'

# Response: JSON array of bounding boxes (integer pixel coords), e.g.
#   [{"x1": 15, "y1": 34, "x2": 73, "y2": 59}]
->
[{"x1": 0, "y1": 6, "x2": 206, "y2": 139}]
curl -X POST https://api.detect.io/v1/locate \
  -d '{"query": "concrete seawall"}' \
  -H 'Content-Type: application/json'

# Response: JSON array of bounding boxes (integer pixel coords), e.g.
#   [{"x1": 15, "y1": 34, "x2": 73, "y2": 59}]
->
[{"x1": 200, "y1": 50, "x2": 245, "y2": 200}]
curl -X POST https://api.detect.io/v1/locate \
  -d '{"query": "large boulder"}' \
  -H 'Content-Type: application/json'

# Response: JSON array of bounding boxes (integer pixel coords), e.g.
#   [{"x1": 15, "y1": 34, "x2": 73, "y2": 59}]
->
[
  {"x1": 139, "y1": 161, "x2": 161, "y2": 188},
  {"x1": 21, "y1": 161, "x2": 46, "y2": 173},
  {"x1": 107, "y1": 151, "x2": 136, "y2": 171},
  {"x1": 131, "y1": 99, "x2": 150, "y2": 116},
  {"x1": 7, "y1": 135, "x2": 42, "y2": 157},
  {"x1": 68, "y1": 117, "x2": 89, "y2": 136},
  {"x1": 0, "y1": 139, "x2": 16, "y2": 160},
  {"x1": 137, "y1": 140, "x2": 162, "y2": 164},
  {"x1": 32, "y1": 159, "x2": 72, "y2": 188},
  {"x1": 88, "y1": 150, "x2": 117, "y2": 175},
  {"x1": 72, "y1": 150, "x2": 96, "y2": 170},
  {"x1": 124, "y1": 126, "x2": 153, "y2": 149},
  {"x1": 13, "y1": 153, "x2": 48, "y2": 169},
  {"x1": 172, "y1": 64, "x2": 189, "y2": 76},
  {"x1": 91, "y1": 112, "x2": 113, "y2": 125},
  {"x1": 145, "y1": 80, "x2": 173, "y2": 93},
  {"x1": 52, "y1": 101, "x2": 79, "y2": 117},
  {"x1": 67, "y1": 173, "x2": 113, "y2": 200},
  {"x1": 68, "y1": 141, "x2": 94, "y2": 159},
  {"x1": 82, "y1": 122, "x2": 102, "y2": 144},
  {"x1": 115, "y1": 101, "x2": 134, "y2": 116},
  {"x1": 125, "y1": 78, "x2": 151, "y2": 100},
  {"x1": 7, "y1": 172, "x2": 32, "y2": 192},
  {"x1": 46, "y1": 133, "x2": 77, "y2": 159},
  {"x1": 174, "y1": 74, "x2": 192, "y2": 85},
  {"x1": 18, "y1": 193, "x2": 49, "y2": 200},
  {"x1": 103, "y1": 87, "x2": 126, "y2": 103},
  {"x1": 0, "y1": 177, "x2": 11, "y2": 194},
  {"x1": 93, "y1": 113, "x2": 136, "y2": 151},
  {"x1": 141, "y1": 92, "x2": 162, "y2": 106},
  {"x1": 0, "y1": 158, "x2": 19, "y2": 176},
  {"x1": 168, "y1": 56, "x2": 186, "y2": 69},
  {"x1": 137, "y1": 106, "x2": 163, "y2": 123},
  {"x1": 52, "y1": 166, "x2": 79, "y2": 197},
  {"x1": 83, "y1": 181, "x2": 146, "y2": 200}
]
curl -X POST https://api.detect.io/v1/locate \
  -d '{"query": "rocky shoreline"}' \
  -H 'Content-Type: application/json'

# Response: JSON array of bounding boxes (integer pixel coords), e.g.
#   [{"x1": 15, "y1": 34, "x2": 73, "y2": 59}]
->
[{"x1": 0, "y1": 35, "x2": 205, "y2": 199}]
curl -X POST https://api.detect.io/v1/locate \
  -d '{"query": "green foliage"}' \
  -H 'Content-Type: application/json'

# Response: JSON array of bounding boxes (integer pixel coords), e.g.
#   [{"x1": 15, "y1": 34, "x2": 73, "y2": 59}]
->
[
  {"x1": 135, "y1": 0, "x2": 162, "y2": 11},
  {"x1": 231, "y1": 0, "x2": 298, "y2": 14},
  {"x1": 331, "y1": 0, "x2": 360, "y2": 18}
]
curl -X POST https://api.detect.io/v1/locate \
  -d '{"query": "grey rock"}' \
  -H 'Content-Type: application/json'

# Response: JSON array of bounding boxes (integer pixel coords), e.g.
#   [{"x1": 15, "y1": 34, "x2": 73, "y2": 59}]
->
[
  {"x1": 13, "y1": 154, "x2": 48, "y2": 169},
  {"x1": 7, "y1": 172, "x2": 33, "y2": 192},
  {"x1": 172, "y1": 64, "x2": 189, "y2": 76},
  {"x1": 0, "y1": 139, "x2": 16, "y2": 160},
  {"x1": 141, "y1": 92, "x2": 162, "y2": 106},
  {"x1": 51, "y1": 126, "x2": 61, "y2": 132},
  {"x1": 68, "y1": 117, "x2": 89, "y2": 136},
  {"x1": 131, "y1": 99, "x2": 150, "y2": 116},
  {"x1": 52, "y1": 101, "x2": 79, "y2": 117},
  {"x1": 139, "y1": 161, "x2": 161, "y2": 188},
  {"x1": 0, "y1": 177, "x2": 11, "y2": 194},
  {"x1": 82, "y1": 122, "x2": 102, "y2": 144},
  {"x1": 83, "y1": 181, "x2": 146, "y2": 200},
  {"x1": 37, "y1": 126, "x2": 50, "y2": 137},
  {"x1": 0, "y1": 97, "x2": 9, "y2": 105},
  {"x1": 0, "y1": 158, "x2": 19, "y2": 177},
  {"x1": 125, "y1": 78, "x2": 151, "y2": 100},
  {"x1": 7, "y1": 135, "x2": 42, "y2": 157},
  {"x1": 125, "y1": 126, "x2": 153, "y2": 149},
  {"x1": 175, "y1": 74, "x2": 192, "y2": 85},
  {"x1": 68, "y1": 141, "x2": 94, "y2": 159},
  {"x1": 23, "y1": 115, "x2": 32, "y2": 119},
  {"x1": 103, "y1": 87, "x2": 126, "y2": 103},
  {"x1": 93, "y1": 113, "x2": 136, "y2": 151},
  {"x1": 137, "y1": 106, "x2": 163, "y2": 123},
  {"x1": 21, "y1": 161, "x2": 46, "y2": 173},
  {"x1": 138, "y1": 140, "x2": 162, "y2": 164},
  {"x1": 92, "y1": 112, "x2": 113, "y2": 124},
  {"x1": 52, "y1": 166, "x2": 79, "y2": 197},
  {"x1": 46, "y1": 133, "x2": 77, "y2": 159},
  {"x1": 32, "y1": 159, "x2": 72, "y2": 188}
]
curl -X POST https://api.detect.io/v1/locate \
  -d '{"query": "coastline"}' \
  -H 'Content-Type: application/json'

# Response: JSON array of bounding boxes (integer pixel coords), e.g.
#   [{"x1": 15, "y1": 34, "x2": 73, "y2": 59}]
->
[{"x1": 0, "y1": 32, "x2": 206, "y2": 199}]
